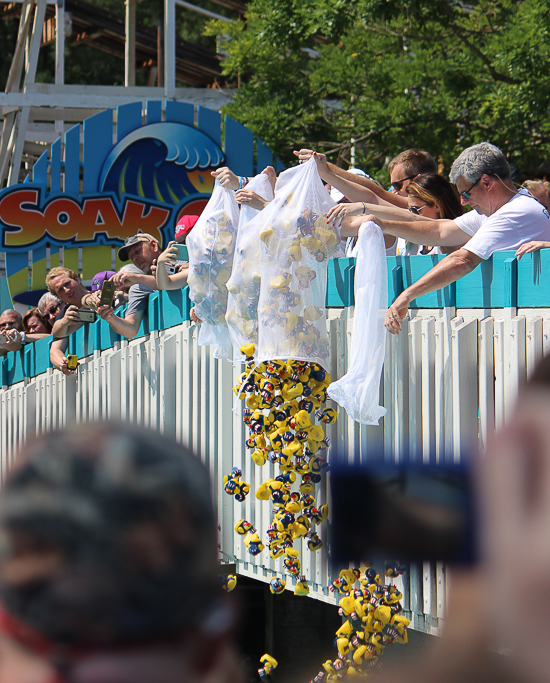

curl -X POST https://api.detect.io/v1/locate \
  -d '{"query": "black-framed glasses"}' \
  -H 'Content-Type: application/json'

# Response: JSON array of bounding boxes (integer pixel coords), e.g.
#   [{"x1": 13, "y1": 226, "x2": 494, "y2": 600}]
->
[
  {"x1": 392, "y1": 174, "x2": 415, "y2": 192},
  {"x1": 459, "y1": 178, "x2": 480, "y2": 200},
  {"x1": 408, "y1": 204, "x2": 428, "y2": 215}
]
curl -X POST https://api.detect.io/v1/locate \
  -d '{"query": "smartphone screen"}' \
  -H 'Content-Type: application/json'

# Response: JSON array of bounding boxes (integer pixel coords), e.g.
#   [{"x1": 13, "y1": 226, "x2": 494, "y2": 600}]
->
[
  {"x1": 174, "y1": 244, "x2": 188, "y2": 262},
  {"x1": 330, "y1": 459, "x2": 477, "y2": 565}
]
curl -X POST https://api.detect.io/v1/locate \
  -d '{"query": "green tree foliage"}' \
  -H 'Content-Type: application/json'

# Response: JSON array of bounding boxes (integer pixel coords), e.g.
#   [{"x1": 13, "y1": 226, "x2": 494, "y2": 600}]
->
[{"x1": 207, "y1": 0, "x2": 550, "y2": 180}]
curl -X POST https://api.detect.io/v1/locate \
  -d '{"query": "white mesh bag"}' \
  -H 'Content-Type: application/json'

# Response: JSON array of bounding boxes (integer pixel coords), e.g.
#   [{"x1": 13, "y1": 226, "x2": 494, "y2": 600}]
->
[
  {"x1": 186, "y1": 179, "x2": 240, "y2": 359},
  {"x1": 226, "y1": 173, "x2": 275, "y2": 358},
  {"x1": 256, "y1": 157, "x2": 339, "y2": 366},
  {"x1": 328, "y1": 220, "x2": 387, "y2": 424}
]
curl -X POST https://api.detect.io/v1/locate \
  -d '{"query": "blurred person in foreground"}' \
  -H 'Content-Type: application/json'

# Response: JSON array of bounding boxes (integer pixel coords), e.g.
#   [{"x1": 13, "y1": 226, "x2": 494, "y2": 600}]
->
[
  {"x1": 372, "y1": 355, "x2": 550, "y2": 683},
  {"x1": 0, "y1": 423, "x2": 240, "y2": 683}
]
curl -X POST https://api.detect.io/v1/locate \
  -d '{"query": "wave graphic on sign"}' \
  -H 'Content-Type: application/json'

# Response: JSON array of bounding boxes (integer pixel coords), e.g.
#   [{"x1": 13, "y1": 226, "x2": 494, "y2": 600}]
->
[{"x1": 99, "y1": 122, "x2": 224, "y2": 203}]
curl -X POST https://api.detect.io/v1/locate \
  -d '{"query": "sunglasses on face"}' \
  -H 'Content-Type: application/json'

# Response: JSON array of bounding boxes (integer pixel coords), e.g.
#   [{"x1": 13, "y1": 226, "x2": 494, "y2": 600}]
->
[
  {"x1": 408, "y1": 204, "x2": 429, "y2": 215},
  {"x1": 45, "y1": 305, "x2": 59, "y2": 315},
  {"x1": 459, "y1": 178, "x2": 480, "y2": 200},
  {"x1": 392, "y1": 175, "x2": 415, "y2": 192}
]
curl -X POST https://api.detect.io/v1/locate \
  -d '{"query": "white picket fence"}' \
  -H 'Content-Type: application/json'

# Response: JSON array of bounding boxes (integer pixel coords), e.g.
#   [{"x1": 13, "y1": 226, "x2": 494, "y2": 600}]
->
[{"x1": 1, "y1": 306, "x2": 548, "y2": 635}]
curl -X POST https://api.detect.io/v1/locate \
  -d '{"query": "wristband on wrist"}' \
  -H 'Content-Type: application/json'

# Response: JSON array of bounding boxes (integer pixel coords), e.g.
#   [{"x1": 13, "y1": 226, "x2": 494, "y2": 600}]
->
[
  {"x1": 238, "y1": 176, "x2": 247, "y2": 190},
  {"x1": 361, "y1": 202, "x2": 367, "y2": 214}
]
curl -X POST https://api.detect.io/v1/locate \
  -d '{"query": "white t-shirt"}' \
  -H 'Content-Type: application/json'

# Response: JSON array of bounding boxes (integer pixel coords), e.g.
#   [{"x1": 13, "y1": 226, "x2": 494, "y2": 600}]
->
[{"x1": 456, "y1": 189, "x2": 550, "y2": 260}]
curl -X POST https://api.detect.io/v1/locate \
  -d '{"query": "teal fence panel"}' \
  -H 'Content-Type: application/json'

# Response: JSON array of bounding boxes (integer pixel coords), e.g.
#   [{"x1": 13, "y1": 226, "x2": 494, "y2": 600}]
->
[{"x1": 517, "y1": 249, "x2": 550, "y2": 307}]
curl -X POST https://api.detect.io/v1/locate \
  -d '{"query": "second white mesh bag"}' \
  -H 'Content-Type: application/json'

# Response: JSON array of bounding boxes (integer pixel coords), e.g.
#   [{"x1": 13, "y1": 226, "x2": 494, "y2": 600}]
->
[
  {"x1": 226, "y1": 172, "x2": 275, "y2": 358},
  {"x1": 186, "y1": 179, "x2": 240, "y2": 359}
]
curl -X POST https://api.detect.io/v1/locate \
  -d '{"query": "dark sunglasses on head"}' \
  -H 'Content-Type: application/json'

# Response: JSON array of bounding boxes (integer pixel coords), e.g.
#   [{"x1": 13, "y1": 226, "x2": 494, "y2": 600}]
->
[{"x1": 392, "y1": 174, "x2": 415, "y2": 192}]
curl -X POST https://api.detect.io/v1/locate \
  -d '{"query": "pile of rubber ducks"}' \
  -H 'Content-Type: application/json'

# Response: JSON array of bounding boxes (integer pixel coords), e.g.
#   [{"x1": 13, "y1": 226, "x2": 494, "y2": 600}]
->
[
  {"x1": 225, "y1": 342, "x2": 337, "y2": 596},
  {"x1": 311, "y1": 565, "x2": 409, "y2": 681}
]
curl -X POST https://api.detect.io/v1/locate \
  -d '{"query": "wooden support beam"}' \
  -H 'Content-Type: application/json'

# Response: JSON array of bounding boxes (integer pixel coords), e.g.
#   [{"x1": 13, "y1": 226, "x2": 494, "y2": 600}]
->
[{"x1": 125, "y1": 0, "x2": 136, "y2": 87}]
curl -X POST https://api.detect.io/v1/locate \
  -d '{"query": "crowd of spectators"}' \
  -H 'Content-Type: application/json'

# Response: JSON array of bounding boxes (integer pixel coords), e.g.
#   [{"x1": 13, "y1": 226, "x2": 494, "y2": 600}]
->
[{"x1": 1, "y1": 141, "x2": 550, "y2": 371}]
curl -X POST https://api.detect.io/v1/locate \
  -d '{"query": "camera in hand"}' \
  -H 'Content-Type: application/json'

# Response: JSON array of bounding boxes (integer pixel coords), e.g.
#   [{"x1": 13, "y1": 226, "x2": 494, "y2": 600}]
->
[
  {"x1": 78, "y1": 309, "x2": 96, "y2": 323},
  {"x1": 330, "y1": 453, "x2": 477, "y2": 566},
  {"x1": 165, "y1": 245, "x2": 189, "y2": 275}
]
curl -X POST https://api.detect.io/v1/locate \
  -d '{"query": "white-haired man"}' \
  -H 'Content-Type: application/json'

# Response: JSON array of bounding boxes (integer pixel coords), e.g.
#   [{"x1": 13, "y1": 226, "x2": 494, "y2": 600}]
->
[{"x1": 347, "y1": 142, "x2": 550, "y2": 334}]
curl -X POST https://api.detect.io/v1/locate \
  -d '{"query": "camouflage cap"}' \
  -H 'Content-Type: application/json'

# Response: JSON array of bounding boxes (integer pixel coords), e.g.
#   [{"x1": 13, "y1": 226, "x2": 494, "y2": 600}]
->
[{"x1": 0, "y1": 423, "x2": 221, "y2": 646}]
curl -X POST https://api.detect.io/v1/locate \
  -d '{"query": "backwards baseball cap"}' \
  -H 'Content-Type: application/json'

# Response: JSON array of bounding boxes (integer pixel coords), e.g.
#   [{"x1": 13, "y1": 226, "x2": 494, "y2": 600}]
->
[
  {"x1": 330, "y1": 168, "x2": 372, "y2": 203},
  {"x1": 117, "y1": 233, "x2": 156, "y2": 262},
  {"x1": 175, "y1": 215, "x2": 199, "y2": 243},
  {"x1": 91, "y1": 270, "x2": 116, "y2": 292}
]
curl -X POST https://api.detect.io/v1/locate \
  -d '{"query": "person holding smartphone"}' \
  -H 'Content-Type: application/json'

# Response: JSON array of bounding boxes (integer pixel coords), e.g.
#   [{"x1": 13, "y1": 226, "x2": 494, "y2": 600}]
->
[
  {"x1": 153, "y1": 242, "x2": 203, "y2": 323},
  {"x1": 45, "y1": 267, "x2": 97, "y2": 338}
]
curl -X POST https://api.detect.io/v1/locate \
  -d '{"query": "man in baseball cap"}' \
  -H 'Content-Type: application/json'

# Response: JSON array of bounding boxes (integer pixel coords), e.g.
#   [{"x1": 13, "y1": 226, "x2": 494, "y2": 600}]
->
[
  {"x1": 97, "y1": 234, "x2": 160, "y2": 339},
  {"x1": 175, "y1": 216, "x2": 199, "y2": 244},
  {"x1": 117, "y1": 233, "x2": 158, "y2": 262}
]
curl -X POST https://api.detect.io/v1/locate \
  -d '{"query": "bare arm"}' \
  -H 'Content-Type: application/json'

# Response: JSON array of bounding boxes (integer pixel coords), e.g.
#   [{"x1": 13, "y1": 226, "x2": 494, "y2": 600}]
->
[
  {"x1": 293, "y1": 149, "x2": 408, "y2": 208},
  {"x1": 51, "y1": 305, "x2": 84, "y2": 338},
  {"x1": 154, "y1": 242, "x2": 189, "y2": 291},
  {"x1": 344, "y1": 215, "x2": 470, "y2": 247},
  {"x1": 385, "y1": 249, "x2": 482, "y2": 334},
  {"x1": 330, "y1": 165, "x2": 409, "y2": 208},
  {"x1": 98, "y1": 307, "x2": 144, "y2": 340},
  {"x1": 50, "y1": 337, "x2": 77, "y2": 375},
  {"x1": 332, "y1": 202, "x2": 421, "y2": 228},
  {"x1": 111, "y1": 271, "x2": 157, "y2": 290}
]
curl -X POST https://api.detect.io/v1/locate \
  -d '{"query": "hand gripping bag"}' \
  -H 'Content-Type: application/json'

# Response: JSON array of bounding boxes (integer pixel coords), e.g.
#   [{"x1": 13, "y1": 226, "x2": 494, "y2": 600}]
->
[
  {"x1": 256, "y1": 157, "x2": 339, "y2": 366},
  {"x1": 186, "y1": 179, "x2": 240, "y2": 359},
  {"x1": 226, "y1": 173, "x2": 275, "y2": 358},
  {"x1": 328, "y1": 220, "x2": 387, "y2": 424}
]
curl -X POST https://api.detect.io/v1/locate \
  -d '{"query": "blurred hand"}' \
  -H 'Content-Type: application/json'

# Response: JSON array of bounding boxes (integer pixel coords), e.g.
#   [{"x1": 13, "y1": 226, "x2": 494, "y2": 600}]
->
[
  {"x1": 57, "y1": 356, "x2": 77, "y2": 375},
  {"x1": 62, "y1": 305, "x2": 82, "y2": 325},
  {"x1": 157, "y1": 241, "x2": 180, "y2": 265},
  {"x1": 111, "y1": 271, "x2": 135, "y2": 289},
  {"x1": 293, "y1": 149, "x2": 314, "y2": 162},
  {"x1": 482, "y1": 391, "x2": 550, "y2": 683},
  {"x1": 261, "y1": 165, "x2": 277, "y2": 191},
  {"x1": 384, "y1": 293, "x2": 410, "y2": 335},
  {"x1": 236, "y1": 189, "x2": 269, "y2": 210},
  {"x1": 190, "y1": 308, "x2": 202, "y2": 324},
  {"x1": 326, "y1": 202, "x2": 369, "y2": 224},
  {"x1": 211, "y1": 166, "x2": 239, "y2": 190},
  {"x1": 515, "y1": 240, "x2": 550, "y2": 260},
  {"x1": 97, "y1": 304, "x2": 115, "y2": 321}
]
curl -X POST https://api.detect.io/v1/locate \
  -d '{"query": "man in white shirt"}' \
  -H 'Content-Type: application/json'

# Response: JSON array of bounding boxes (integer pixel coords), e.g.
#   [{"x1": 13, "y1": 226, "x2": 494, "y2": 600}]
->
[{"x1": 354, "y1": 142, "x2": 550, "y2": 334}]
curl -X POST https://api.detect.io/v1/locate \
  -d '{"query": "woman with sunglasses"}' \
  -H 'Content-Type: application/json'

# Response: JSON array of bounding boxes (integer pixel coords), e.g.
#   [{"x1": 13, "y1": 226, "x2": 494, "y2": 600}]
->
[{"x1": 405, "y1": 174, "x2": 463, "y2": 254}]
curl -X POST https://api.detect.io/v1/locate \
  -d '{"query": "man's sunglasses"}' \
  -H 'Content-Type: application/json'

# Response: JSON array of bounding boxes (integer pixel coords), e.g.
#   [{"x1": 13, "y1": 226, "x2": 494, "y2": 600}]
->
[
  {"x1": 459, "y1": 178, "x2": 480, "y2": 200},
  {"x1": 392, "y1": 174, "x2": 415, "y2": 192}
]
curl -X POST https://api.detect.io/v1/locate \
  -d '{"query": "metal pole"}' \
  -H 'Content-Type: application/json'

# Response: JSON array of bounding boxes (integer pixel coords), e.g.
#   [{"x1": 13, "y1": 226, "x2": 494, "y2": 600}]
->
[{"x1": 164, "y1": 0, "x2": 175, "y2": 98}]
